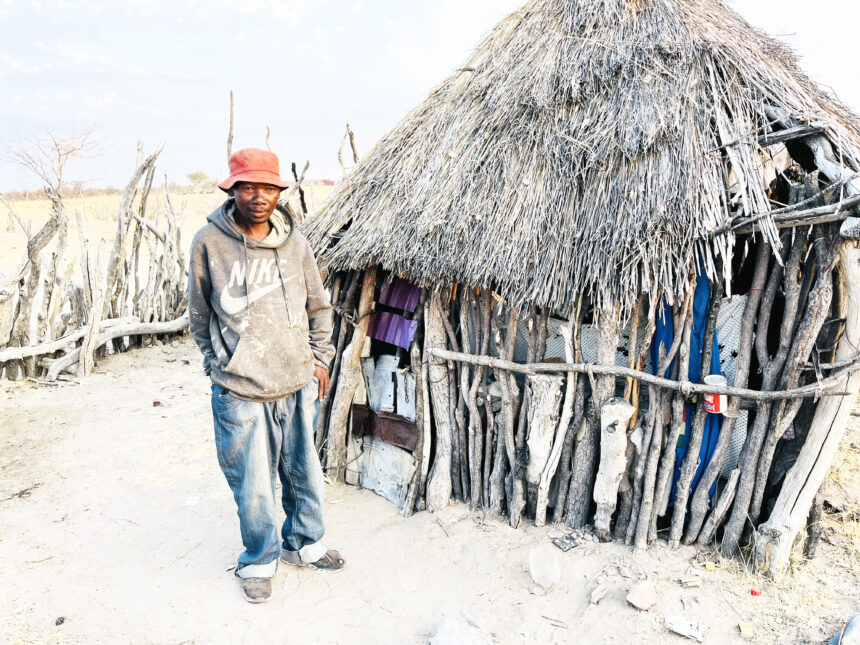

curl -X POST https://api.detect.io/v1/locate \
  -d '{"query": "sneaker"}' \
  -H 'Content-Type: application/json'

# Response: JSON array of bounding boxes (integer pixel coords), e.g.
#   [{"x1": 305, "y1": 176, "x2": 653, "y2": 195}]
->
[
  {"x1": 239, "y1": 577, "x2": 272, "y2": 603},
  {"x1": 280, "y1": 548, "x2": 346, "y2": 572}
]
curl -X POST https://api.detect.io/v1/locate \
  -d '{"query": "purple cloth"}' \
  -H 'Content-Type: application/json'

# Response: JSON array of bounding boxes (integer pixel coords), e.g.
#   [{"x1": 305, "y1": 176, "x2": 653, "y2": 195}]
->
[
  {"x1": 377, "y1": 277, "x2": 420, "y2": 313},
  {"x1": 367, "y1": 312, "x2": 418, "y2": 349}
]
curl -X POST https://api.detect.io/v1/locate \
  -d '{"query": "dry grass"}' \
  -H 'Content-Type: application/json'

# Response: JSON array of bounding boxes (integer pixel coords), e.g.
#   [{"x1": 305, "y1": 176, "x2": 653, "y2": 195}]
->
[
  {"x1": 1, "y1": 191, "x2": 218, "y2": 276},
  {"x1": 1, "y1": 183, "x2": 335, "y2": 276},
  {"x1": 304, "y1": 0, "x2": 860, "y2": 318}
]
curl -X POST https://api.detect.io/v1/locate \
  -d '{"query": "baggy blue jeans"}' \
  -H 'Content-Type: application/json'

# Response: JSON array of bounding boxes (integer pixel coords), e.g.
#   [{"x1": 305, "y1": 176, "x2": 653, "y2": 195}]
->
[{"x1": 211, "y1": 380, "x2": 326, "y2": 579}]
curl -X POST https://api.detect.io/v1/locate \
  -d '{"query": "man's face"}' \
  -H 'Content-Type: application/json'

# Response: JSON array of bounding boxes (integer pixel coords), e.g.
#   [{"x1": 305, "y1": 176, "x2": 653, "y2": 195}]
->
[{"x1": 231, "y1": 182, "x2": 282, "y2": 228}]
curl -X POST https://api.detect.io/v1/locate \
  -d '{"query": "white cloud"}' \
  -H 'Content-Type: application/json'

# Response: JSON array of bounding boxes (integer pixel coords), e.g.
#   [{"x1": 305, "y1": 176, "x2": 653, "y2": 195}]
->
[
  {"x1": 122, "y1": 0, "x2": 324, "y2": 26},
  {"x1": 28, "y1": 40, "x2": 205, "y2": 83},
  {"x1": 35, "y1": 40, "x2": 107, "y2": 66},
  {"x1": 0, "y1": 51, "x2": 25, "y2": 72}
]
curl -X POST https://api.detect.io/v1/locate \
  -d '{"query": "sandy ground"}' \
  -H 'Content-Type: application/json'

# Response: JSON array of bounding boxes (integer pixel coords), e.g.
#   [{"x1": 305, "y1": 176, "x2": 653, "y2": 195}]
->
[{"x1": 1, "y1": 335, "x2": 859, "y2": 645}]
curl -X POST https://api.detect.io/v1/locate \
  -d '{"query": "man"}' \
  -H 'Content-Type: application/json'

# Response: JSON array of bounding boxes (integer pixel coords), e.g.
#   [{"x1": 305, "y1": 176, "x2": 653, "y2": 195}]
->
[{"x1": 188, "y1": 148, "x2": 343, "y2": 604}]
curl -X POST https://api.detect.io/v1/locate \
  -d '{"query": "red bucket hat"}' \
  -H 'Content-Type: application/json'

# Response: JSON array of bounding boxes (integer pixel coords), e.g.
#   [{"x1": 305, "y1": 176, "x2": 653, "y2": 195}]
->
[{"x1": 218, "y1": 148, "x2": 290, "y2": 191}]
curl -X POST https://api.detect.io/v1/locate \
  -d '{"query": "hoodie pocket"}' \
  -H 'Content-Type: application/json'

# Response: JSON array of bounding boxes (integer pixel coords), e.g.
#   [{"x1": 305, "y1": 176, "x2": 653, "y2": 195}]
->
[
  {"x1": 223, "y1": 335, "x2": 249, "y2": 376},
  {"x1": 223, "y1": 327, "x2": 314, "y2": 395}
]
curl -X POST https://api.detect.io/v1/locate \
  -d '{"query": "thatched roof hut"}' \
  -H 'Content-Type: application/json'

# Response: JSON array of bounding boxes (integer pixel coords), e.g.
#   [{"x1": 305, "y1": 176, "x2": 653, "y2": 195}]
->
[
  {"x1": 304, "y1": 0, "x2": 860, "y2": 577},
  {"x1": 305, "y1": 0, "x2": 860, "y2": 316}
]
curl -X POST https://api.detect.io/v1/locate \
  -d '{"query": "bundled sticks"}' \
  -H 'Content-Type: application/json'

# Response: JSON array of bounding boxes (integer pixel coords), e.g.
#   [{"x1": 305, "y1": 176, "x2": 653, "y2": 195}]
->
[{"x1": 0, "y1": 145, "x2": 188, "y2": 381}]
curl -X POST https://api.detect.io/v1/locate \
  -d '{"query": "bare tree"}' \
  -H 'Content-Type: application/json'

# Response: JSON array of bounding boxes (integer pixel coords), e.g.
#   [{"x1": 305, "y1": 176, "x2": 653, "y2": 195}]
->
[
  {"x1": 2, "y1": 127, "x2": 99, "y2": 199},
  {"x1": 0, "y1": 128, "x2": 99, "y2": 377},
  {"x1": 0, "y1": 192, "x2": 28, "y2": 236}
]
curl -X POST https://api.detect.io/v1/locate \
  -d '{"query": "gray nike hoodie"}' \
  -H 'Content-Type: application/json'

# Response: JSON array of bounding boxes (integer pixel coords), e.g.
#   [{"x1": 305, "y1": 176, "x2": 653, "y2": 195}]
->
[{"x1": 187, "y1": 199, "x2": 334, "y2": 401}]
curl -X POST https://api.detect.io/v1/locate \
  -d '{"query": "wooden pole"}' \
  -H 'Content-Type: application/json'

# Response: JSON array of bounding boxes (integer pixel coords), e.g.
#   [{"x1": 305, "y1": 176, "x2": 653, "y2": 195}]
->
[
  {"x1": 38, "y1": 196, "x2": 68, "y2": 352},
  {"x1": 624, "y1": 297, "x2": 660, "y2": 543},
  {"x1": 614, "y1": 423, "x2": 643, "y2": 540},
  {"x1": 425, "y1": 292, "x2": 454, "y2": 512},
  {"x1": 593, "y1": 397, "x2": 636, "y2": 541},
  {"x1": 401, "y1": 292, "x2": 428, "y2": 517},
  {"x1": 515, "y1": 306, "x2": 537, "y2": 512},
  {"x1": 346, "y1": 122, "x2": 360, "y2": 164},
  {"x1": 652, "y1": 290, "x2": 695, "y2": 532},
  {"x1": 493, "y1": 306, "x2": 524, "y2": 526},
  {"x1": 102, "y1": 147, "x2": 163, "y2": 321},
  {"x1": 636, "y1": 289, "x2": 693, "y2": 546},
  {"x1": 535, "y1": 318, "x2": 575, "y2": 527},
  {"x1": 634, "y1": 387, "x2": 665, "y2": 549},
  {"x1": 426, "y1": 346, "x2": 860, "y2": 403},
  {"x1": 448, "y1": 358, "x2": 464, "y2": 502},
  {"x1": 753, "y1": 238, "x2": 860, "y2": 576},
  {"x1": 479, "y1": 290, "x2": 494, "y2": 509},
  {"x1": 716, "y1": 194, "x2": 860, "y2": 235},
  {"x1": 447, "y1": 294, "x2": 469, "y2": 501},
  {"x1": 325, "y1": 266, "x2": 376, "y2": 483},
  {"x1": 749, "y1": 237, "x2": 836, "y2": 528},
  {"x1": 0, "y1": 316, "x2": 138, "y2": 363},
  {"x1": 291, "y1": 162, "x2": 308, "y2": 219},
  {"x1": 698, "y1": 468, "x2": 740, "y2": 545},
  {"x1": 669, "y1": 278, "x2": 723, "y2": 548},
  {"x1": 688, "y1": 242, "x2": 769, "y2": 544},
  {"x1": 227, "y1": 90, "x2": 234, "y2": 162},
  {"x1": 523, "y1": 374, "x2": 564, "y2": 488},
  {"x1": 44, "y1": 311, "x2": 187, "y2": 381},
  {"x1": 460, "y1": 289, "x2": 481, "y2": 509},
  {"x1": 453, "y1": 314, "x2": 469, "y2": 500},
  {"x1": 550, "y1": 299, "x2": 585, "y2": 523},
  {"x1": 624, "y1": 297, "x2": 642, "y2": 402},
  {"x1": 316, "y1": 271, "x2": 359, "y2": 453},
  {"x1": 566, "y1": 306, "x2": 619, "y2": 529},
  {"x1": 466, "y1": 289, "x2": 489, "y2": 511},
  {"x1": 488, "y1": 415, "x2": 508, "y2": 516},
  {"x1": 8, "y1": 202, "x2": 62, "y2": 378},
  {"x1": 418, "y1": 354, "x2": 432, "y2": 502},
  {"x1": 553, "y1": 373, "x2": 587, "y2": 524},
  {"x1": 722, "y1": 227, "x2": 807, "y2": 555}
]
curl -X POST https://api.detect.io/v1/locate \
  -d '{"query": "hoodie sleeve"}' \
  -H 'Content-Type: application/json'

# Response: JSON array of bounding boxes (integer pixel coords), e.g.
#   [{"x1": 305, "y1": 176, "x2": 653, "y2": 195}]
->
[
  {"x1": 187, "y1": 234, "x2": 217, "y2": 375},
  {"x1": 301, "y1": 237, "x2": 335, "y2": 370}
]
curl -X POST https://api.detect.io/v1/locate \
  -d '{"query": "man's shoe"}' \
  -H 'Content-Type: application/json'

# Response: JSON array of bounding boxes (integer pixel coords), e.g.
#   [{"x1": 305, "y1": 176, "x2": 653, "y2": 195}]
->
[
  {"x1": 239, "y1": 577, "x2": 272, "y2": 603},
  {"x1": 280, "y1": 548, "x2": 346, "y2": 572}
]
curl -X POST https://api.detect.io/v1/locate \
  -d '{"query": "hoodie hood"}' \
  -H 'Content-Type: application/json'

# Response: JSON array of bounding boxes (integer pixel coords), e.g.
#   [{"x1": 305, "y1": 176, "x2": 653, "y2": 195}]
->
[{"x1": 207, "y1": 197, "x2": 293, "y2": 249}]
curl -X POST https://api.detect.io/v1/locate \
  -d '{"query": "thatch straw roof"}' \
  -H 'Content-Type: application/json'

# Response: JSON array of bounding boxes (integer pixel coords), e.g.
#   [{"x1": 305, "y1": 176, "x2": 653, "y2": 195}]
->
[{"x1": 303, "y1": 0, "x2": 860, "y2": 316}]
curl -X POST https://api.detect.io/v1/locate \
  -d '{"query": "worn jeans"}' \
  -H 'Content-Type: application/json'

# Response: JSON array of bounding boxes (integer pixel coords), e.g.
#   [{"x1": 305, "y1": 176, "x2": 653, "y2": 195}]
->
[{"x1": 211, "y1": 380, "x2": 326, "y2": 579}]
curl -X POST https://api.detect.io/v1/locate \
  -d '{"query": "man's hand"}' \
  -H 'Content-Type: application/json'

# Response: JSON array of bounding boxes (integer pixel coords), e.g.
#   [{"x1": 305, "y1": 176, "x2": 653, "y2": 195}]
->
[{"x1": 314, "y1": 365, "x2": 330, "y2": 401}]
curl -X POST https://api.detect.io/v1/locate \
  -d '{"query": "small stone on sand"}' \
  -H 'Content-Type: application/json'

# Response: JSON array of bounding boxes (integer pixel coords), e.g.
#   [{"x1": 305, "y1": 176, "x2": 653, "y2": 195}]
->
[{"x1": 626, "y1": 580, "x2": 656, "y2": 611}]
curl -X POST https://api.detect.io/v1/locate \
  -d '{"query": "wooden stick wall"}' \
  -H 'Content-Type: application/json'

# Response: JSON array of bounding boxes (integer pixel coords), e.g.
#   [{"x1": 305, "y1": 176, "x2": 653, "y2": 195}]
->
[{"x1": 318, "y1": 202, "x2": 860, "y2": 577}]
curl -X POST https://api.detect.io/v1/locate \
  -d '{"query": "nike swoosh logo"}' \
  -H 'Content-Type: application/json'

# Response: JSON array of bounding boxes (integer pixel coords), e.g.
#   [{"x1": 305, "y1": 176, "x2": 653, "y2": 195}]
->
[{"x1": 220, "y1": 281, "x2": 283, "y2": 316}]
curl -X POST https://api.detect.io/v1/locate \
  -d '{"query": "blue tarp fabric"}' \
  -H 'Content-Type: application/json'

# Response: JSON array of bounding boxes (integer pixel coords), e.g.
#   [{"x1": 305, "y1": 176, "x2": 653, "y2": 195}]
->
[{"x1": 650, "y1": 264, "x2": 723, "y2": 508}]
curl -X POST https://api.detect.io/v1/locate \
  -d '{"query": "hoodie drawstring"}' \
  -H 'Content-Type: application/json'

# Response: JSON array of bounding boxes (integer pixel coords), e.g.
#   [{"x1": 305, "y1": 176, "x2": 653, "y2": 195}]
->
[
  {"x1": 242, "y1": 236, "x2": 250, "y2": 316},
  {"x1": 274, "y1": 247, "x2": 293, "y2": 326}
]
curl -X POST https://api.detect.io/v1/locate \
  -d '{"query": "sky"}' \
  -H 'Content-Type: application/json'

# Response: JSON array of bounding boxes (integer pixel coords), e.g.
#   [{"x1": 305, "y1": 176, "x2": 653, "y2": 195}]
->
[{"x1": 0, "y1": 0, "x2": 858, "y2": 192}]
